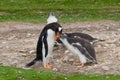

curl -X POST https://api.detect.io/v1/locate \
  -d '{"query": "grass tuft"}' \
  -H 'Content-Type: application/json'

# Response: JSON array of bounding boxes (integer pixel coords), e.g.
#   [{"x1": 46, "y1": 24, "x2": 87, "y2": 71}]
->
[
  {"x1": 0, "y1": 0, "x2": 120, "y2": 23},
  {"x1": 0, "y1": 66, "x2": 120, "y2": 80}
]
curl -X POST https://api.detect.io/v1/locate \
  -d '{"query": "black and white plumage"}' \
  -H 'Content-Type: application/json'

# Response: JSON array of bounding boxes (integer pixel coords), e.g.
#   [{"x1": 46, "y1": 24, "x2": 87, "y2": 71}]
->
[
  {"x1": 60, "y1": 34, "x2": 97, "y2": 67},
  {"x1": 56, "y1": 32, "x2": 104, "y2": 46},
  {"x1": 26, "y1": 22, "x2": 62, "y2": 69}
]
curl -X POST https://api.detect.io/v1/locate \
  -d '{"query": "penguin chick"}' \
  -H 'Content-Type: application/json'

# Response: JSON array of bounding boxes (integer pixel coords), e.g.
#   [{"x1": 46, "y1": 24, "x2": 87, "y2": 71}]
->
[
  {"x1": 60, "y1": 34, "x2": 97, "y2": 67},
  {"x1": 65, "y1": 32, "x2": 105, "y2": 44},
  {"x1": 47, "y1": 12, "x2": 58, "y2": 24},
  {"x1": 26, "y1": 22, "x2": 62, "y2": 69},
  {"x1": 56, "y1": 32, "x2": 105, "y2": 46}
]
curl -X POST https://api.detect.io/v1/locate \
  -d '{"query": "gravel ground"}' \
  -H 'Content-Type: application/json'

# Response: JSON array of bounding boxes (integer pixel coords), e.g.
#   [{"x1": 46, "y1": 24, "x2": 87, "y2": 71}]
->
[{"x1": 0, "y1": 21, "x2": 120, "y2": 74}]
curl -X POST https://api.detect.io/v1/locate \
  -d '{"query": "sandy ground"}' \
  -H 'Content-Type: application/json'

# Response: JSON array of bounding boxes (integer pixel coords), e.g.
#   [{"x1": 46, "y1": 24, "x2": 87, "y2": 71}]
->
[{"x1": 0, "y1": 21, "x2": 120, "y2": 74}]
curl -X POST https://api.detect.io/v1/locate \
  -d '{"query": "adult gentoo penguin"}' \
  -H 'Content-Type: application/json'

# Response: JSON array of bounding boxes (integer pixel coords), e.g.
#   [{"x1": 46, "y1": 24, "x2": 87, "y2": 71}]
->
[
  {"x1": 26, "y1": 22, "x2": 62, "y2": 69},
  {"x1": 60, "y1": 34, "x2": 97, "y2": 67}
]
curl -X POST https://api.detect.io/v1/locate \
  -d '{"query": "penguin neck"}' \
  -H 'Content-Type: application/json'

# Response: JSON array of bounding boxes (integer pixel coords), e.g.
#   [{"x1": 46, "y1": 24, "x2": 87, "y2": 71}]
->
[{"x1": 60, "y1": 38, "x2": 71, "y2": 49}]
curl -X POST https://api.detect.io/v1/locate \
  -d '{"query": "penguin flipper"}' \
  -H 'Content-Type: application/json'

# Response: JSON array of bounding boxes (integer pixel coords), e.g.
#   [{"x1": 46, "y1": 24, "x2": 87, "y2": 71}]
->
[
  {"x1": 84, "y1": 42, "x2": 97, "y2": 63},
  {"x1": 72, "y1": 43, "x2": 97, "y2": 63}
]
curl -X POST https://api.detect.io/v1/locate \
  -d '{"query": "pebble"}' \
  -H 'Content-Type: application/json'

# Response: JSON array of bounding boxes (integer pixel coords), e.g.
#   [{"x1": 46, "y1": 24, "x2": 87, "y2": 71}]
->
[
  {"x1": 56, "y1": 59, "x2": 62, "y2": 63},
  {"x1": 0, "y1": 46, "x2": 2, "y2": 49},
  {"x1": 29, "y1": 50, "x2": 35, "y2": 54},
  {"x1": 96, "y1": 44, "x2": 102, "y2": 48},
  {"x1": 104, "y1": 44, "x2": 109, "y2": 47},
  {"x1": 68, "y1": 53, "x2": 74, "y2": 56},
  {"x1": 11, "y1": 60, "x2": 18, "y2": 64},
  {"x1": 2, "y1": 41, "x2": 6, "y2": 44},
  {"x1": 68, "y1": 59, "x2": 74, "y2": 62},
  {"x1": 26, "y1": 33, "x2": 32, "y2": 37},
  {"x1": 65, "y1": 50, "x2": 69, "y2": 54},
  {"x1": 106, "y1": 26, "x2": 110, "y2": 30},
  {"x1": 8, "y1": 36, "x2": 16, "y2": 40},
  {"x1": 52, "y1": 68, "x2": 58, "y2": 71},
  {"x1": 6, "y1": 46, "x2": 9, "y2": 49},
  {"x1": 19, "y1": 50, "x2": 27, "y2": 53},
  {"x1": 102, "y1": 66, "x2": 109, "y2": 71},
  {"x1": 63, "y1": 56, "x2": 69, "y2": 62},
  {"x1": 21, "y1": 54, "x2": 27, "y2": 57}
]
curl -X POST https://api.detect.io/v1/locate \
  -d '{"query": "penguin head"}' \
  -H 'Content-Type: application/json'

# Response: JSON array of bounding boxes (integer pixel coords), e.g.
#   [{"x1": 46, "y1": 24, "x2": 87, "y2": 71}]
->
[
  {"x1": 54, "y1": 26, "x2": 62, "y2": 41},
  {"x1": 47, "y1": 12, "x2": 58, "y2": 24},
  {"x1": 45, "y1": 22, "x2": 62, "y2": 41}
]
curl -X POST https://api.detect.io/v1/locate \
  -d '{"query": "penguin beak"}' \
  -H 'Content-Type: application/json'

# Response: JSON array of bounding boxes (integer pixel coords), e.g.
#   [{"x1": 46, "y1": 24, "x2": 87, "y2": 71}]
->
[
  {"x1": 54, "y1": 32, "x2": 59, "y2": 40},
  {"x1": 54, "y1": 32, "x2": 62, "y2": 41}
]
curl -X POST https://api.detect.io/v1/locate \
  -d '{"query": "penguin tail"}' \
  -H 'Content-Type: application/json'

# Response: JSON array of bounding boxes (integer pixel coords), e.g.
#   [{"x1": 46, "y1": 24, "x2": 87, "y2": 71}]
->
[{"x1": 26, "y1": 58, "x2": 40, "y2": 67}]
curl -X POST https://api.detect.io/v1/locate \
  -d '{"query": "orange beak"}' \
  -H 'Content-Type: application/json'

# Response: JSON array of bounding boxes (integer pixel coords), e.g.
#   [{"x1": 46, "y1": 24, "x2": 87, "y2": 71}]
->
[
  {"x1": 54, "y1": 32, "x2": 59, "y2": 41},
  {"x1": 54, "y1": 31, "x2": 62, "y2": 41}
]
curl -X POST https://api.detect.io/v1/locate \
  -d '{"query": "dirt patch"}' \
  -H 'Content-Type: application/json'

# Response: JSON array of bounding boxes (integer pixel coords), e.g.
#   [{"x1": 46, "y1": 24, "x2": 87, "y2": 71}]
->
[{"x1": 0, "y1": 21, "x2": 120, "y2": 74}]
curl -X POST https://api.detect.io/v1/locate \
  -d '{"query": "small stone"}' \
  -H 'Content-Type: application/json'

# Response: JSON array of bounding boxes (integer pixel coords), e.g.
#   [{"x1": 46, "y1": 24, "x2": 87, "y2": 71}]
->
[
  {"x1": 56, "y1": 59, "x2": 60, "y2": 63},
  {"x1": 8, "y1": 36, "x2": 16, "y2": 40},
  {"x1": 96, "y1": 44, "x2": 102, "y2": 48},
  {"x1": 21, "y1": 54, "x2": 27, "y2": 57},
  {"x1": 65, "y1": 50, "x2": 69, "y2": 54},
  {"x1": 68, "y1": 59, "x2": 74, "y2": 62},
  {"x1": 2, "y1": 41, "x2": 6, "y2": 44},
  {"x1": 93, "y1": 64, "x2": 97, "y2": 67},
  {"x1": 26, "y1": 33, "x2": 32, "y2": 37},
  {"x1": 19, "y1": 50, "x2": 27, "y2": 53},
  {"x1": 68, "y1": 53, "x2": 74, "y2": 56},
  {"x1": 106, "y1": 26, "x2": 110, "y2": 30},
  {"x1": 6, "y1": 46, "x2": 9, "y2": 49},
  {"x1": 0, "y1": 46, "x2": 2, "y2": 48},
  {"x1": 52, "y1": 68, "x2": 58, "y2": 71},
  {"x1": 63, "y1": 56, "x2": 69, "y2": 62},
  {"x1": 12, "y1": 60, "x2": 18, "y2": 64},
  {"x1": 102, "y1": 66, "x2": 109, "y2": 71},
  {"x1": 29, "y1": 50, "x2": 35, "y2": 54},
  {"x1": 104, "y1": 44, "x2": 109, "y2": 47}
]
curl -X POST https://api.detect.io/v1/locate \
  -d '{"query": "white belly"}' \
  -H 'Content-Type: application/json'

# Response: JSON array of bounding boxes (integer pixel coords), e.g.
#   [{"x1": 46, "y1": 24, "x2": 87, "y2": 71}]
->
[{"x1": 46, "y1": 29, "x2": 55, "y2": 61}]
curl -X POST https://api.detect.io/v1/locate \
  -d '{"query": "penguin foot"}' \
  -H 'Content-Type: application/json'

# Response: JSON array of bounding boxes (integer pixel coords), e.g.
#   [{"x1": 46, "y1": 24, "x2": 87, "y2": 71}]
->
[
  {"x1": 44, "y1": 63, "x2": 52, "y2": 69},
  {"x1": 76, "y1": 62, "x2": 84, "y2": 68}
]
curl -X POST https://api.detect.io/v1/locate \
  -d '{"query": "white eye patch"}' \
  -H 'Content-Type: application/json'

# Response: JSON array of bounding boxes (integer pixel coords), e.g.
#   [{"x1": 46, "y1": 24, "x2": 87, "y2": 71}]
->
[{"x1": 58, "y1": 27, "x2": 62, "y2": 32}]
